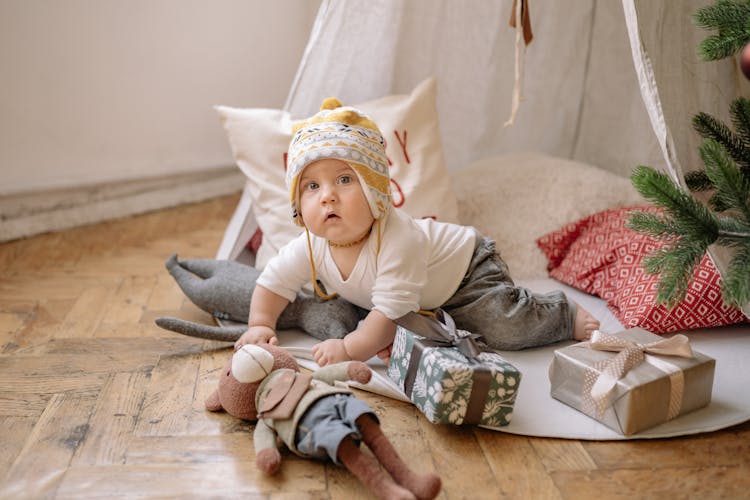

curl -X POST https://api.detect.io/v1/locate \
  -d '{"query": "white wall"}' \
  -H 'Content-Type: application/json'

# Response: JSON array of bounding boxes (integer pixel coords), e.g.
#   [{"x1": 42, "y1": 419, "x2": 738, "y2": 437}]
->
[{"x1": 0, "y1": 1, "x2": 320, "y2": 195}]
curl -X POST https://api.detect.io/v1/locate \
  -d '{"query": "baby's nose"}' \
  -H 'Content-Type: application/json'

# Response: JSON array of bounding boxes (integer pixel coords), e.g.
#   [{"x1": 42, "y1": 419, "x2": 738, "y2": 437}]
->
[{"x1": 321, "y1": 185, "x2": 337, "y2": 202}]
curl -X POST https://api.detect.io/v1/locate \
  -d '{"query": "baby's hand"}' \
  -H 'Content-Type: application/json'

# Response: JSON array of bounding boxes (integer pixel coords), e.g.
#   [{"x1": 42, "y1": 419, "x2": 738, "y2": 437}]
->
[
  {"x1": 376, "y1": 343, "x2": 393, "y2": 364},
  {"x1": 234, "y1": 325, "x2": 278, "y2": 351},
  {"x1": 311, "y1": 339, "x2": 350, "y2": 366}
]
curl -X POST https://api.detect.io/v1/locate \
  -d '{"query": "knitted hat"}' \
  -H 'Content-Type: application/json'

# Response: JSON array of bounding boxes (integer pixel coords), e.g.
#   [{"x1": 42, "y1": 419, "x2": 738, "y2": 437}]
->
[{"x1": 286, "y1": 98, "x2": 391, "y2": 227}]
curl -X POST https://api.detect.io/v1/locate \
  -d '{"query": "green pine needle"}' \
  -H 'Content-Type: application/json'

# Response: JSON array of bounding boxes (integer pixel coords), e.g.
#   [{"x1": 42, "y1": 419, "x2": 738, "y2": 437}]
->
[
  {"x1": 692, "y1": 112, "x2": 749, "y2": 169},
  {"x1": 630, "y1": 2, "x2": 750, "y2": 310},
  {"x1": 730, "y1": 97, "x2": 750, "y2": 149},
  {"x1": 724, "y1": 245, "x2": 750, "y2": 306},
  {"x1": 630, "y1": 166, "x2": 719, "y2": 243},
  {"x1": 700, "y1": 139, "x2": 750, "y2": 224},
  {"x1": 694, "y1": 0, "x2": 750, "y2": 60},
  {"x1": 694, "y1": 0, "x2": 750, "y2": 30},
  {"x1": 643, "y1": 241, "x2": 708, "y2": 307},
  {"x1": 626, "y1": 210, "x2": 681, "y2": 238}
]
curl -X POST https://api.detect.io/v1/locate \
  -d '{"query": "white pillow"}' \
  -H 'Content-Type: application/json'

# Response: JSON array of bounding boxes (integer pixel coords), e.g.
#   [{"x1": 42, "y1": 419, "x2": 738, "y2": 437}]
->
[
  {"x1": 452, "y1": 152, "x2": 645, "y2": 279},
  {"x1": 216, "y1": 77, "x2": 459, "y2": 268}
]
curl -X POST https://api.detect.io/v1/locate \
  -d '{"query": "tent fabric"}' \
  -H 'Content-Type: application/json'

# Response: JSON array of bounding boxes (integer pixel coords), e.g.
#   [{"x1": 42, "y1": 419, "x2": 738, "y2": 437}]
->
[
  {"x1": 279, "y1": 0, "x2": 749, "y2": 315},
  {"x1": 286, "y1": 0, "x2": 747, "y2": 178},
  {"x1": 217, "y1": 0, "x2": 750, "y2": 317}
]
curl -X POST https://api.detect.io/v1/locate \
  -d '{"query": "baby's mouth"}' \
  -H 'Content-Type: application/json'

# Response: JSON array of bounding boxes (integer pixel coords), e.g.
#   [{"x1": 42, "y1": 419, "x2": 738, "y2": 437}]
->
[{"x1": 325, "y1": 212, "x2": 340, "y2": 221}]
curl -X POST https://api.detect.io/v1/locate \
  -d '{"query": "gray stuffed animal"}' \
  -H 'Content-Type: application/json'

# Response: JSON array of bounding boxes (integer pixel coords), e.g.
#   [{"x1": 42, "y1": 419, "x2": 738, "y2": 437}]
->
[{"x1": 154, "y1": 254, "x2": 365, "y2": 342}]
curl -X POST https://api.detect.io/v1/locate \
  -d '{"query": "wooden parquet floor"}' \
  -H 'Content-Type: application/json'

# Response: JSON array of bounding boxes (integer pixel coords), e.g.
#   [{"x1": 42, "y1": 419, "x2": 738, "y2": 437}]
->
[{"x1": 1, "y1": 193, "x2": 749, "y2": 499}]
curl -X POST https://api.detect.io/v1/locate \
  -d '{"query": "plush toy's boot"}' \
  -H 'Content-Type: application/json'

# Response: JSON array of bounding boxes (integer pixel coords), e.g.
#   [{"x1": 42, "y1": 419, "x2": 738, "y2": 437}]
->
[
  {"x1": 337, "y1": 437, "x2": 415, "y2": 500},
  {"x1": 356, "y1": 415, "x2": 442, "y2": 500}
]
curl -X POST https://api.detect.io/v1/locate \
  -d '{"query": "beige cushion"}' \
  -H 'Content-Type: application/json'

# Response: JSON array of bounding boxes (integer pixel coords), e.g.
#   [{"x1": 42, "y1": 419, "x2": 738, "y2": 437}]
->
[
  {"x1": 452, "y1": 152, "x2": 645, "y2": 278},
  {"x1": 215, "y1": 77, "x2": 459, "y2": 268}
]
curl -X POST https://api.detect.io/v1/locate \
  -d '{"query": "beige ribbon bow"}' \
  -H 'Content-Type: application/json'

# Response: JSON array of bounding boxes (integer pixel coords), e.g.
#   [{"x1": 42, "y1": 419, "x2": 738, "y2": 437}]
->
[{"x1": 587, "y1": 330, "x2": 694, "y2": 415}]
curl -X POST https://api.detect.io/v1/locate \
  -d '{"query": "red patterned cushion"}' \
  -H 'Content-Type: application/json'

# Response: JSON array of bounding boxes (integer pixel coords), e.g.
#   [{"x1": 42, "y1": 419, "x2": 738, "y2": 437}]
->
[{"x1": 536, "y1": 206, "x2": 748, "y2": 334}]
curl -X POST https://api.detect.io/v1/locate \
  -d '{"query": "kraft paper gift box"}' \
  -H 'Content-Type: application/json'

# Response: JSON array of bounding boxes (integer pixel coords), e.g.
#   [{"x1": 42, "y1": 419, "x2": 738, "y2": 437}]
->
[
  {"x1": 387, "y1": 310, "x2": 521, "y2": 426},
  {"x1": 549, "y1": 328, "x2": 715, "y2": 435}
]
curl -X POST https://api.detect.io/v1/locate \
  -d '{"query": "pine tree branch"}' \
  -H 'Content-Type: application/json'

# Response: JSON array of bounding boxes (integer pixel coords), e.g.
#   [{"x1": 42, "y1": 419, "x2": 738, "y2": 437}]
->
[
  {"x1": 730, "y1": 97, "x2": 750, "y2": 151},
  {"x1": 643, "y1": 240, "x2": 708, "y2": 307},
  {"x1": 700, "y1": 139, "x2": 750, "y2": 224},
  {"x1": 716, "y1": 215, "x2": 750, "y2": 244},
  {"x1": 631, "y1": 167, "x2": 719, "y2": 243},
  {"x1": 725, "y1": 244, "x2": 750, "y2": 306},
  {"x1": 694, "y1": 0, "x2": 750, "y2": 60},
  {"x1": 693, "y1": 112, "x2": 750, "y2": 169},
  {"x1": 694, "y1": 0, "x2": 750, "y2": 30},
  {"x1": 626, "y1": 210, "x2": 681, "y2": 237}
]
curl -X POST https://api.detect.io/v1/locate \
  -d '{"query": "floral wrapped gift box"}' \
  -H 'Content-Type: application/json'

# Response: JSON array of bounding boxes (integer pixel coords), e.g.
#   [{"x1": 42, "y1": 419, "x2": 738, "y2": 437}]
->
[{"x1": 387, "y1": 310, "x2": 521, "y2": 426}]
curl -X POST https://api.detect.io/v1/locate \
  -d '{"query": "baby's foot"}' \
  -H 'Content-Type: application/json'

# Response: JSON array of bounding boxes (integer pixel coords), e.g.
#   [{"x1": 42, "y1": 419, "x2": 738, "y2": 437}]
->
[{"x1": 573, "y1": 305, "x2": 600, "y2": 341}]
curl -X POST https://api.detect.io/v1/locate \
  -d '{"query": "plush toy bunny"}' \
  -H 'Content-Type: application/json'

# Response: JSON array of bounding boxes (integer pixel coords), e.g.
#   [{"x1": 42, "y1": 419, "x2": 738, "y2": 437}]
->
[
  {"x1": 207, "y1": 344, "x2": 441, "y2": 500},
  {"x1": 154, "y1": 254, "x2": 365, "y2": 342}
]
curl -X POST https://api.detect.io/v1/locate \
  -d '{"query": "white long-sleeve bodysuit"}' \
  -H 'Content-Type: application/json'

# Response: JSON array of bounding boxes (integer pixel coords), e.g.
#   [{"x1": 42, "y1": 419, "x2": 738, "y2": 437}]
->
[{"x1": 257, "y1": 208, "x2": 476, "y2": 320}]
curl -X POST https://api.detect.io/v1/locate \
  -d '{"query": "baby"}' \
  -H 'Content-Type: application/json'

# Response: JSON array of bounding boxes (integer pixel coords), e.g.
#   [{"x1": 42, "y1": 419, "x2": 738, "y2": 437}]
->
[{"x1": 236, "y1": 98, "x2": 599, "y2": 365}]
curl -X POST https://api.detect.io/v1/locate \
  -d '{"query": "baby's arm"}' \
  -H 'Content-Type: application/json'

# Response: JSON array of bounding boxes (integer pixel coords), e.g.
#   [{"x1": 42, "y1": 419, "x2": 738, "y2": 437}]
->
[
  {"x1": 311, "y1": 309, "x2": 396, "y2": 366},
  {"x1": 234, "y1": 285, "x2": 290, "y2": 350}
]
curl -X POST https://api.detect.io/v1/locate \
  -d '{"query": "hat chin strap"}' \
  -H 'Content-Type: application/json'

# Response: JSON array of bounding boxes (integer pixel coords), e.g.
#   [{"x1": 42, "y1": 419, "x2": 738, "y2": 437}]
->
[{"x1": 305, "y1": 228, "x2": 338, "y2": 300}]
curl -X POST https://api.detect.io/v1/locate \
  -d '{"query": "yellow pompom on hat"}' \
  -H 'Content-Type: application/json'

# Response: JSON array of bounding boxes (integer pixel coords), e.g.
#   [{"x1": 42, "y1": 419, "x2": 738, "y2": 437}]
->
[{"x1": 286, "y1": 98, "x2": 391, "y2": 227}]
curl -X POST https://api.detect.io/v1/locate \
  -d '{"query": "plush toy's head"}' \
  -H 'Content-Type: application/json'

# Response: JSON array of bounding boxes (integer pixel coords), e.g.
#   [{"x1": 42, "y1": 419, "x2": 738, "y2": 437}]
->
[{"x1": 205, "y1": 344, "x2": 299, "y2": 421}]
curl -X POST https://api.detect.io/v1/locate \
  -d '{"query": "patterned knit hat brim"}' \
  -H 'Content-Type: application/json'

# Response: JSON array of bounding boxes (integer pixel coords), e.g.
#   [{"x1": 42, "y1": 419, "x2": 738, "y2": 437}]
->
[{"x1": 286, "y1": 107, "x2": 391, "y2": 227}]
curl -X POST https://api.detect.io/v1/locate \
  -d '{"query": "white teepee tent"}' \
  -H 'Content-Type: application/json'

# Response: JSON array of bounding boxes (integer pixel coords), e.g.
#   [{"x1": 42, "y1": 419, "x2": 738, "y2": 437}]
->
[{"x1": 218, "y1": 0, "x2": 749, "y2": 314}]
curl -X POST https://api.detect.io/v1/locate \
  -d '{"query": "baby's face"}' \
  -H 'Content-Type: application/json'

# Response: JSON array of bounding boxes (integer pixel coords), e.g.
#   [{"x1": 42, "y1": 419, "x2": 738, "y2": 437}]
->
[{"x1": 298, "y1": 159, "x2": 374, "y2": 245}]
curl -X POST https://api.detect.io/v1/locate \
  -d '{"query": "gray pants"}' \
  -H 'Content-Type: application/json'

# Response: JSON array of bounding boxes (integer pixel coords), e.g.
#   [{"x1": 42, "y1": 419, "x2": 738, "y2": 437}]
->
[{"x1": 441, "y1": 234, "x2": 576, "y2": 350}]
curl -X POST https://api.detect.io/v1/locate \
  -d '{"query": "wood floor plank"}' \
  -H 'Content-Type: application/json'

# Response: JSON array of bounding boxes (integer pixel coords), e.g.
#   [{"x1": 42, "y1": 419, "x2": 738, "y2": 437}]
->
[
  {"x1": 1, "y1": 194, "x2": 748, "y2": 499},
  {"x1": 0, "y1": 391, "x2": 51, "y2": 417},
  {"x1": 418, "y1": 417, "x2": 497, "y2": 499},
  {"x1": 529, "y1": 437, "x2": 598, "y2": 472},
  {"x1": 0, "y1": 391, "x2": 97, "y2": 499},
  {"x1": 583, "y1": 421, "x2": 750, "y2": 470},
  {"x1": 56, "y1": 283, "x2": 117, "y2": 339},
  {"x1": 135, "y1": 351, "x2": 201, "y2": 437},
  {"x1": 551, "y1": 465, "x2": 750, "y2": 499},
  {"x1": 1, "y1": 299, "x2": 75, "y2": 351},
  {"x1": 55, "y1": 460, "x2": 324, "y2": 498},
  {"x1": 147, "y1": 269, "x2": 187, "y2": 311},
  {"x1": 98, "y1": 275, "x2": 156, "y2": 327},
  {"x1": 0, "y1": 310, "x2": 28, "y2": 348},
  {"x1": 124, "y1": 433, "x2": 255, "y2": 465},
  {"x1": 0, "y1": 237, "x2": 27, "y2": 275},
  {"x1": 0, "y1": 355, "x2": 108, "y2": 395},
  {"x1": 477, "y1": 431, "x2": 563, "y2": 499},
  {"x1": 73, "y1": 371, "x2": 150, "y2": 466},
  {"x1": 0, "y1": 416, "x2": 38, "y2": 478},
  {"x1": 189, "y1": 347, "x2": 241, "y2": 435}
]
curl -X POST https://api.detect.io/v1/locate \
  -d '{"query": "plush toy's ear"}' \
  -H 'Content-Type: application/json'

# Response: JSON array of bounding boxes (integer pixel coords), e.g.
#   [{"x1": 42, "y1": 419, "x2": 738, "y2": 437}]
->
[{"x1": 205, "y1": 389, "x2": 223, "y2": 412}]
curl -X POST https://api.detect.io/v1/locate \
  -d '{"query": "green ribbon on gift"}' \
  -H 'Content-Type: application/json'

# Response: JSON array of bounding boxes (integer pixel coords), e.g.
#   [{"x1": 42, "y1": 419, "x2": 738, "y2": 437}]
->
[{"x1": 394, "y1": 309, "x2": 494, "y2": 424}]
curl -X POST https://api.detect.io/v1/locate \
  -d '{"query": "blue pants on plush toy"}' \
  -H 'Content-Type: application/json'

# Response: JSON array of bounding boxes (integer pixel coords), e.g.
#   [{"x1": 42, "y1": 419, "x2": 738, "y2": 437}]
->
[{"x1": 295, "y1": 393, "x2": 377, "y2": 465}]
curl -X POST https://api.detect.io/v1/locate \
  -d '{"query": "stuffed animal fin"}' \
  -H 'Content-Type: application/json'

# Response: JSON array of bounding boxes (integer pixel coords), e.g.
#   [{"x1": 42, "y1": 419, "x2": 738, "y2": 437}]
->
[
  {"x1": 154, "y1": 317, "x2": 246, "y2": 342},
  {"x1": 176, "y1": 256, "x2": 222, "y2": 280},
  {"x1": 165, "y1": 253, "x2": 210, "y2": 296}
]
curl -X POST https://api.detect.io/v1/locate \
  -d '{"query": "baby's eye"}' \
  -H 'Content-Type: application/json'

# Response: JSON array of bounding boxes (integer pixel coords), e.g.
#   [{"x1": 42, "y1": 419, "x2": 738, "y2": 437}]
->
[
  {"x1": 305, "y1": 181, "x2": 319, "y2": 191},
  {"x1": 338, "y1": 175, "x2": 353, "y2": 185}
]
